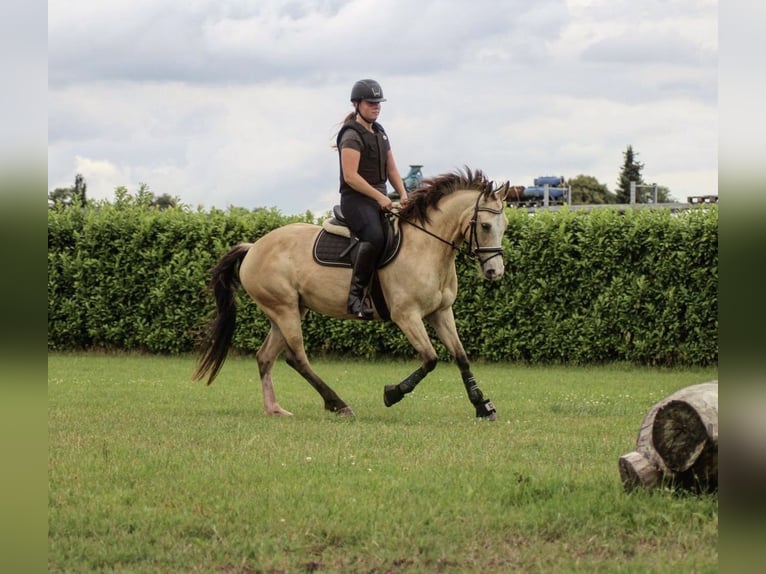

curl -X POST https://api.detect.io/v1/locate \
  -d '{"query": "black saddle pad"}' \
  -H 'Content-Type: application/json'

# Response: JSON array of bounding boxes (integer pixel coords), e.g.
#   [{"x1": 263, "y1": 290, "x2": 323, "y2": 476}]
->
[
  {"x1": 312, "y1": 225, "x2": 402, "y2": 269},
  {"x1": 313, "y1": 230, "x2": 355, "y2": 268}
]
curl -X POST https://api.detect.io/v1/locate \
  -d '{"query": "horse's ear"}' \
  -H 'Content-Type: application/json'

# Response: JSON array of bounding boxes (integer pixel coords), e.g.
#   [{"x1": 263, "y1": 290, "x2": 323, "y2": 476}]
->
[{"x1": 495, "y1": 181, "x2": 511, "y2": 202}]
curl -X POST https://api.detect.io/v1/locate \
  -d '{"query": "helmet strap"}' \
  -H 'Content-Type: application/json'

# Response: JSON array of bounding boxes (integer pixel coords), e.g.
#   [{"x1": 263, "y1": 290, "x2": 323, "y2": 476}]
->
[{"x1": 354, "y1": 105, "x2": 375, "y2": 128}]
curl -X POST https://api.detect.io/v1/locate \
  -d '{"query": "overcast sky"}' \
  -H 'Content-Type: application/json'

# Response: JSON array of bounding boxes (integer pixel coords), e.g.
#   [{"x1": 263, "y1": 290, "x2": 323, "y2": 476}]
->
[{"x1": 48, "y1": 0, "x2": 718, "y2": 215}]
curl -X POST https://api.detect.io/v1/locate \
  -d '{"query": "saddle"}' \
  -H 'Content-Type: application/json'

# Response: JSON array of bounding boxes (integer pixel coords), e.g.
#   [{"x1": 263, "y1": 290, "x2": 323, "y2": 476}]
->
[{"x1": 312, "y1": 206, "x2": 403, "y2": 320}]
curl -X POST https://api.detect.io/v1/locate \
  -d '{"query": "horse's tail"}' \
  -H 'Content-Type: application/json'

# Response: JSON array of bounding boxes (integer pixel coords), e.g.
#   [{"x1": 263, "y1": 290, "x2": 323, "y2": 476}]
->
[{"x1": 192, "y1": 243, "x2": 253, "y2": 385}]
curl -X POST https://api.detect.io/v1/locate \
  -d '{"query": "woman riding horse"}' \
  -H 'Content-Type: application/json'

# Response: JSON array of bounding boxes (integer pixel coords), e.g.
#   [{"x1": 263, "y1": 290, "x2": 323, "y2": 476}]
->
[{"x1": 336, "y1": 79, "x2": 409, "y2": 319}]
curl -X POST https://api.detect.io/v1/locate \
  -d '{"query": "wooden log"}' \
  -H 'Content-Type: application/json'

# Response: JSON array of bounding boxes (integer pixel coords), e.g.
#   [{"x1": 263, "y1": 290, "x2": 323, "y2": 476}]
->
[
  {"x1": 653, "y1": 390, "x2": 718, "y2": 471},
  {"x1": 618, "y1": 451, "x2": 662, "y2": 489},
  {"x1": 619, "y1": 381, "x2": 718, "y2": 492}
]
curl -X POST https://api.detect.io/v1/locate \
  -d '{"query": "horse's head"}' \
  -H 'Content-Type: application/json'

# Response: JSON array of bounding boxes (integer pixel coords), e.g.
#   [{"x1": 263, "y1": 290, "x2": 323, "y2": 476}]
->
[
  {"x1": 398, "y1": 168, "x2": 510, "y2": 281},
  {"x1": 465, "y1": 181, "x2": 510, "y2": 281}
]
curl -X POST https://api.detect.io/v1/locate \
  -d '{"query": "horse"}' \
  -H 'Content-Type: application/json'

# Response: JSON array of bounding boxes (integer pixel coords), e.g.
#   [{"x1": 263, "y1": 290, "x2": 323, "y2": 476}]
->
[
  {"x1": 506, "y1": 185, "x2": 526, "y2": 204},
  {"x1": 193, "y1": 168, "x2": 510, "y2": 420}
]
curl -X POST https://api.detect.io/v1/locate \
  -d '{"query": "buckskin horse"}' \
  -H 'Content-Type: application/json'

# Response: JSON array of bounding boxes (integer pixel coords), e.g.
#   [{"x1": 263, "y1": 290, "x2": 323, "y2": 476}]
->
[{"x1": 193, "y1": 168, "x2": 510, "y2": 419}]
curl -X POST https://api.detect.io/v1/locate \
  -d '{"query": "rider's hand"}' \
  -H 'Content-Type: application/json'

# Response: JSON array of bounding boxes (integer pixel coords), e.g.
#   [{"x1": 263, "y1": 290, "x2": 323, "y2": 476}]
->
[{"x1": 378, "y1": 196, "x2": 394, "y2": 211}]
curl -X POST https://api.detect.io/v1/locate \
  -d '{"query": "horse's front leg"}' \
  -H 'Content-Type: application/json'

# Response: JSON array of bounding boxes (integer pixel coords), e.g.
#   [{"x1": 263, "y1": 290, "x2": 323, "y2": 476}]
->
[
  {"x1": 426, "y1": 307, "x2": 497, "y2": 420},
  {"x1": 384, "y1": 312, "x2": 438, "y2": 407}
]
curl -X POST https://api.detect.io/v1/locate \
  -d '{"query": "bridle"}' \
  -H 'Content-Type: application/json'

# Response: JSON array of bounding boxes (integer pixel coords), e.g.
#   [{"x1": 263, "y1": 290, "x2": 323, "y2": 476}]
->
[
  {"x1": 391, "y1": 191, "x2": 505, "y2": 269},
  {"x1": 464, "y1": 191, "x2": 505, "y2": 268}
]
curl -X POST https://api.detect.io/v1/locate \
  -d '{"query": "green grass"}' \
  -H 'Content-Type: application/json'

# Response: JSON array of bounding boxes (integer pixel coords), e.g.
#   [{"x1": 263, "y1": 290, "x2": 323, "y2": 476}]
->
[{"x1": 48, "y1": 353, "x2": 718, "y2": 573}]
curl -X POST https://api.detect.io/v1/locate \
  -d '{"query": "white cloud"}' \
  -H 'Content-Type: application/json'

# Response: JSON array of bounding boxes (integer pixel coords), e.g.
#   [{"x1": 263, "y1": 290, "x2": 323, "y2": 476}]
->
[
  {"x1": 70, "y1": 157, "x2": 133, "y2": 201},
  {"x1": 48, "y1": 0, "x2": 718, "y2": 214}
]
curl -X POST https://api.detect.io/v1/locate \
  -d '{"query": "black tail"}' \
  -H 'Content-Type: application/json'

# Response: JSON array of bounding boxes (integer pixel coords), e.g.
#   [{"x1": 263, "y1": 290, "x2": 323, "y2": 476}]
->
[{"x1": 192, "y1": 244, "x2": 252, "y2": 384}]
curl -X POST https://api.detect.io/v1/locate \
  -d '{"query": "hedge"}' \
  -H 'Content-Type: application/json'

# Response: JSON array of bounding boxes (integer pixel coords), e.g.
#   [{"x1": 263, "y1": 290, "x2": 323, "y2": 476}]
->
[{"x1": 48, "y1": 196, "x2": 717, "y2": 366}]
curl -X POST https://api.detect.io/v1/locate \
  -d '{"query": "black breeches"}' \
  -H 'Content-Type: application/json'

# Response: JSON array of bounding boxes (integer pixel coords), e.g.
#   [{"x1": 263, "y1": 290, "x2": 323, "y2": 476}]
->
[{"x1": 340, "y1": 192, "x2": 386, "y2": 255}]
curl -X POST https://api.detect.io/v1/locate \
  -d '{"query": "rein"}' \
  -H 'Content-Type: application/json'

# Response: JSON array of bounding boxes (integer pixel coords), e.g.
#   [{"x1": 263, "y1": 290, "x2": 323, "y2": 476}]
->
[
  {"x1": 390, "y1": 191, "x2": 505, "y2": 267},
  {"x1": 389, "y1": 210, "x2": 459, "y2": 251}
]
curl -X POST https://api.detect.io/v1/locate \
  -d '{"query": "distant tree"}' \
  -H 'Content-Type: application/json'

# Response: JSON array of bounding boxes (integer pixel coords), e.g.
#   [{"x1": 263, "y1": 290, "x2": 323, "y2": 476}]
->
[
  {"x1": 132, "y1": 183, "x2": 179, "y2": 210},
  {"x1": 48, "y1": 173, "x2": 88, "y2": 208},
  {"x1": 638, "y1": 183, "x2": 675, "y2": 204},
  {"x1": 567, "y1": 174, "x2": 617, "y2": 204},
  {"x1": 135, "y1": 182, "x2": 154, "y2": 206},
  {"x1": 615, "y1": 147, "x2": 676, "y2": 203},
  {"x1": 616, "y1": 145, "x2": 646, "y2": 203},
  {"x1": 73, "y1": 173, "x2": 87, "y2": 204},
  {"x1": 114, "y1": 183, "x2": 183, "y2": 209},
  {"x1": 48, "y1": 186, "x2": 74, "y2": 207},
  {"x1": 150, "y1": 193, "x2": 178, "y2": 210},
  {"x1": 655, "y1": 184, "x2": 674, "y2": 203}
]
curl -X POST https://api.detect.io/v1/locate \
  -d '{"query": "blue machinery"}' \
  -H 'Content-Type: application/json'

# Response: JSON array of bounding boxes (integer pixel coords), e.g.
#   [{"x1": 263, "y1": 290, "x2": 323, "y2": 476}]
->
[
  {"x1": 392, "y1": 167, "x2": 713, "y2": 210},
  {"x1": 388, "y1": 165, "x2": 423, "y2": 200},
  {"x1": 518, "y1": 175, "x2": 568, "y2": 203},
  {"x1": 403, "y1": 165, "x2": 423, "y2": 192}
]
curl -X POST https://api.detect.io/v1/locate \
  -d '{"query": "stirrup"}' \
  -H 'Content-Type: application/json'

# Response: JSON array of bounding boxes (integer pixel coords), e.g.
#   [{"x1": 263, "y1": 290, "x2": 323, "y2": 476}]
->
[
  {"x1": 354, "y1": 309, "x2": 374, "y2": 320},
  {"x1": 348, "y1": 304, "x2": 373, "y2": 320},
  {"x1": 347, "y1": 298, "x2": 374, "y2": 320}
]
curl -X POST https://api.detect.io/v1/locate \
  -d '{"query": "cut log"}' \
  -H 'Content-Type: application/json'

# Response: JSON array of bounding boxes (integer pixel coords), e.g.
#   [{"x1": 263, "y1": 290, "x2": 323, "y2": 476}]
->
[
  {"x1": 618, "y1": 451, "x2": 662, "y2": 489},
  {"x1": 619, "y1": 381, "x2": 718, "y2": 492}
]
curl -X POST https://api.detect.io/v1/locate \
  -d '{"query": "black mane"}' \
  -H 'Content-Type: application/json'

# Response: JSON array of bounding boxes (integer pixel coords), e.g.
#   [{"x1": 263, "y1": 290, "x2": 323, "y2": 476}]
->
[{"x1": 397, "y1": 167, "x2": 496, "y2": 225}]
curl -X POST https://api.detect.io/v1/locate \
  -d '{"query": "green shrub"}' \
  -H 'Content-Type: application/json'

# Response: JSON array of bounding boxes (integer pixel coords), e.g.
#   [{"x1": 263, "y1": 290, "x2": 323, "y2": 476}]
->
[
  {"x1": 48, "y1": 198, "x2": 717, "y2": 367},
  {"x1": 456, "y1": 207, "x2": 718, "y2": 366}
]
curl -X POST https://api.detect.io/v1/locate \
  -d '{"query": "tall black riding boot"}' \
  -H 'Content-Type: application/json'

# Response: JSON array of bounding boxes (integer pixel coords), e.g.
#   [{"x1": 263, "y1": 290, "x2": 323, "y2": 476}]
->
[{"x1": 347, "y1": 241, "x2": 377, "y2": 320}]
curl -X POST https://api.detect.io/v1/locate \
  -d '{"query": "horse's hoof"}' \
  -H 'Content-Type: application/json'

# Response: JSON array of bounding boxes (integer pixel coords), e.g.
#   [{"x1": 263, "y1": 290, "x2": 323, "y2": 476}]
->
[
  {"x1": 475, "y1": 398, "x2": 497, "y2": 420},
  {"x1": 265, "y1": 407, "x2": 293, "y2": 416},
  {"x1": 335, "y1": 406, "x2": 355, "y2": 417},
  {"x1": 383, "y1": 384, "x2": 404, "y2": 407}
]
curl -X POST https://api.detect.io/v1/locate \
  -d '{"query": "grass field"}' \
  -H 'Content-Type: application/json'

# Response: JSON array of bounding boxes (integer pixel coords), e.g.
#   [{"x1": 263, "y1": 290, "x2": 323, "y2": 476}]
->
[{"x1": 48, "y1": 353, "x2": 718, "y2": 573}]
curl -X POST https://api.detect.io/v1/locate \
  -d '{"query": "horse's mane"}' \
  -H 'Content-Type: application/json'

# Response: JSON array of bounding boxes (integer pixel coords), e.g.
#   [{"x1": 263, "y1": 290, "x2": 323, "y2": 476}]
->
[{"x1": 397, "y1": 167, "x2": 497, "y2": 225}]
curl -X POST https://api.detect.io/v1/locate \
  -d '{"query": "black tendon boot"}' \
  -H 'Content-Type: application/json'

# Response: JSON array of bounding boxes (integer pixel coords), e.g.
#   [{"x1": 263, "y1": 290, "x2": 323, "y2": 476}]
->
[{"x1": 347, "y1": 241, "x2": 377, "y2": 320}]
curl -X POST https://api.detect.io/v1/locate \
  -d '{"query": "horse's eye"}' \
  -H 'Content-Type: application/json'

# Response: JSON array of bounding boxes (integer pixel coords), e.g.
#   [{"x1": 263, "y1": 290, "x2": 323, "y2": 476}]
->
[{"x1": 481, "y1": 223, "x2": 491, "y2": 231}]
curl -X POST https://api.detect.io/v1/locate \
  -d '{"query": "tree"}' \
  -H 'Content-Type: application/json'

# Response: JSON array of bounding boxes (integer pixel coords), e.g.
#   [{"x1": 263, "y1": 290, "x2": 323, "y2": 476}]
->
[
  {"x1": 654, "y1": 185, "x2": 674, "y2": 203},
  {"x1": 615, "y1": 147, "x2": 676, "y2": 203},
  {"x1": 568, "y1": 174, "x2": 617, "y2": 205},
  {"x1": 133, "y1": 183, "x2": 179, "y2": 210},
  {"x1": 150, "y1": 193, "x2": 178, "y2": 210},
  {"x1": 48, "y1": 186, "x2": 75, "y2": 207},
  {"x1": 48, "y1": 173, "x2": 87, "y2": 208},
  {"x1": 73, "y1": 174, "x2": 87, "y2": 204},
  {"x1": 616, "y1": 145, "x2": 645, "y2": 203},
  {"x1": 635, "y1": 183, "x2": 675, "y2": 204}
]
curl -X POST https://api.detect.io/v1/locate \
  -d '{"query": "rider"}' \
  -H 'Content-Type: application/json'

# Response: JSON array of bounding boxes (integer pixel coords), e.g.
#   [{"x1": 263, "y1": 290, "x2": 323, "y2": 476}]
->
[{"x1": 336, "y1": 79, "x2": 409, "y2": 319}]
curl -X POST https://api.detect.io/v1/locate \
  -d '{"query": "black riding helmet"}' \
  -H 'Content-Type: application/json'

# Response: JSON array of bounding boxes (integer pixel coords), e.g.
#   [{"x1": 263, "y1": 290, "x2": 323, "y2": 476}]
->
[{"x1": 350, "y1": 79, "x2": 386, "y2": 103}]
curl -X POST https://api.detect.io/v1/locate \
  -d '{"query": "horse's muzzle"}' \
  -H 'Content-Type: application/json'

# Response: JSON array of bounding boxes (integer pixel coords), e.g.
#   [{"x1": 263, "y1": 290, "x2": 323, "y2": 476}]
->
[
  {"x1": 479, "y1": 250, "x2": 505, "y2": 281},
  {"x1": 483, "y1": 266, "x2": 504, "y2": 281}
]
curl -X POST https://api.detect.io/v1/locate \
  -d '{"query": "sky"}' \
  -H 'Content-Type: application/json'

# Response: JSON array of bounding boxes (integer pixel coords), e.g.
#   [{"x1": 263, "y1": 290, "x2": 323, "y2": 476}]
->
[{"x1": 48, "y1": 0, "x2": 718, "y2": 215}]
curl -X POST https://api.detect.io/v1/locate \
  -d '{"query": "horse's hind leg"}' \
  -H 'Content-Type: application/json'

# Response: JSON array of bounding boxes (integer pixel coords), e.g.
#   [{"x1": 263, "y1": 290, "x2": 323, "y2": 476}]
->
[
  {"x1": 284, "y1": 349, "x2": 355, "y2": 416},
  {"x1": 257, "y1": 327, "x2": 293, "y2": 416},
  {"x1": 276, "y1": 308, "x2": 355, "y2": 416}
]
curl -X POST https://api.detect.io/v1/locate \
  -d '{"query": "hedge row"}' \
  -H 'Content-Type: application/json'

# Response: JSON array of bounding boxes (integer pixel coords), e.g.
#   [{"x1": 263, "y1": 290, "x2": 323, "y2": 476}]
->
[{"x1": 48, "y1": 195, "x2": 718, "y2": 366}]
